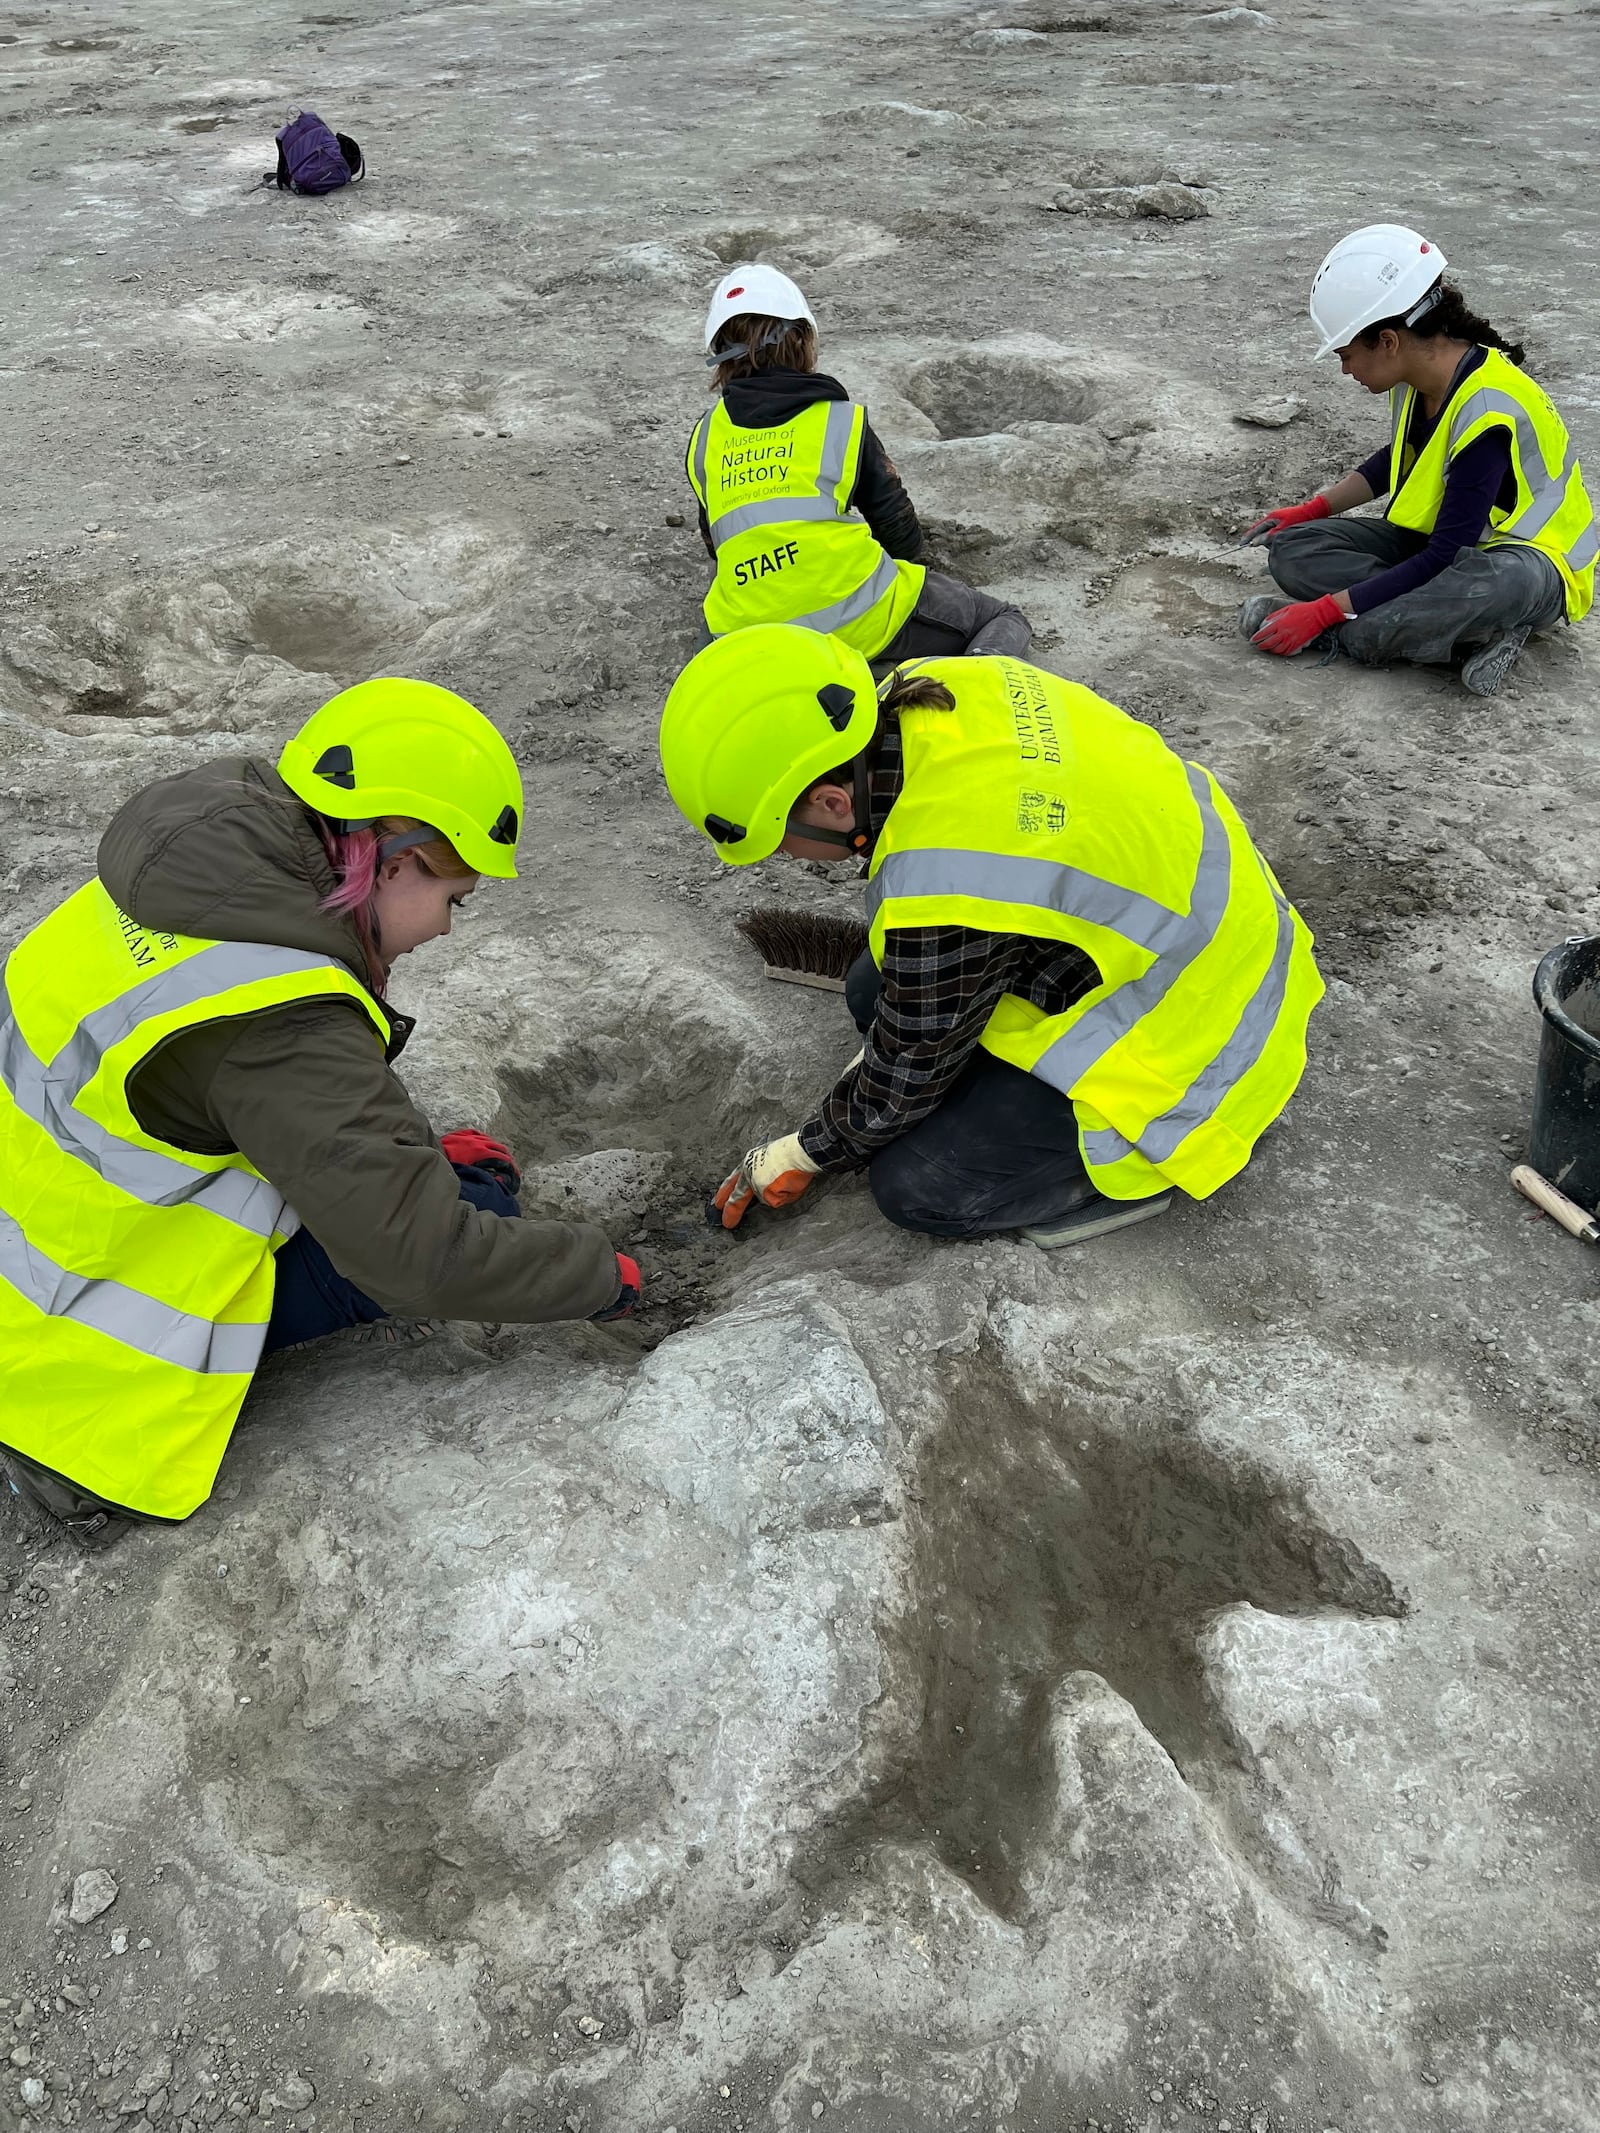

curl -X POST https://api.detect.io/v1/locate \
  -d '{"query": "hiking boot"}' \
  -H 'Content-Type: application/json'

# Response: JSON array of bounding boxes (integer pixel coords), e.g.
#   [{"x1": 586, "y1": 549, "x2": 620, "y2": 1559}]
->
[
  {"x1": 1237, "y1": 593, "x2": 1285, "y2": 640},
  {"x1": 2, "y1": 1455, "x2": 140, "y2": 1551},
  {"x1": 1462, "y1": 627, "x2": 1530, "y2": 698},
  {"x1": 1021, "y1": 1190, "x2": 1173, "y2": 1249}
]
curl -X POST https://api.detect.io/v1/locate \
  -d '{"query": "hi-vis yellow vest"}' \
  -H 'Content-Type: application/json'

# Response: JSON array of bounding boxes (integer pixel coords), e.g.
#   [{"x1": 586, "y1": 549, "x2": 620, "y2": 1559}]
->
[
  {"x1": 0, "y1": 880, "x2": 388, "y2": 1519},
  {"x1": 1386, "y1": 347, "x2": 1597, "y2": 621},
  {"x1": 865, "y1": 660, "x2": 1325, "y2": 1201},
  {"x1": 686, "y1": 396, "x2": 924, "y2": 654}
]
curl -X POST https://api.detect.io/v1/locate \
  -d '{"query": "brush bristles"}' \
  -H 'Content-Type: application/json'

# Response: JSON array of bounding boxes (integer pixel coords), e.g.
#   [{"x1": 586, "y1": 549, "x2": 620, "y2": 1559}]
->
[{"x1": 736, "y1": 907, "x2": 869, "y2": 982}]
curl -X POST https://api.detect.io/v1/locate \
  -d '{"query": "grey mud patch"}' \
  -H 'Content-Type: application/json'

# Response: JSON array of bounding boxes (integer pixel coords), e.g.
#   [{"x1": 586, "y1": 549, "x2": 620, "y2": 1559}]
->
[
  {"x1": 802, "y1": 1351, "x2": 1403, "y2": 1928},
  {"x1": 492, "y1": 1023, "x2": 755, "y2": 1344}
]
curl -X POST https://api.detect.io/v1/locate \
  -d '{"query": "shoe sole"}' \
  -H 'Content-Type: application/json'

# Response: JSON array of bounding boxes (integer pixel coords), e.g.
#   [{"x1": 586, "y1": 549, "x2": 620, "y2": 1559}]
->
[
  {"x1": 1022, "y1": 1192, "x2": 1174, "y2": 1249},
  {"x1": 1461, "y1": 628, "x2": 1529, "y2": 698}
]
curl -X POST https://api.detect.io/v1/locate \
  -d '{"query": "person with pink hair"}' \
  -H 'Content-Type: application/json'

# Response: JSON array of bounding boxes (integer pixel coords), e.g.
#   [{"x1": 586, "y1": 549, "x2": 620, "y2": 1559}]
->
[{"x1": 0, "y1": 678, "x2": 638, "y2": 1549}]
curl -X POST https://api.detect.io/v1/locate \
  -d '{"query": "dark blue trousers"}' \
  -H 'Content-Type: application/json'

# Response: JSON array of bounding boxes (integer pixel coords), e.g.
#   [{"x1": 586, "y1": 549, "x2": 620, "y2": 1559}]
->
[
  {"x1": 844, "y1": 954, "x2": 1093, "y2": 1237},
  {"x1": 264, "y1": 1164, "x2": 519, "y2": 1352}
]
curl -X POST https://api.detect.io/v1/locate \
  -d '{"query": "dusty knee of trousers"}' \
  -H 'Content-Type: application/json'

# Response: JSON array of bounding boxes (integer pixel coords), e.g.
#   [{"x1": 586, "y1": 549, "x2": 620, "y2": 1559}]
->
[
  {"x1": 1263, "y1": 525, "x2": 1328, "y2": 595},
  {"x1": 868, "y1": 1141, "x2": 954, "y2": 1234}
]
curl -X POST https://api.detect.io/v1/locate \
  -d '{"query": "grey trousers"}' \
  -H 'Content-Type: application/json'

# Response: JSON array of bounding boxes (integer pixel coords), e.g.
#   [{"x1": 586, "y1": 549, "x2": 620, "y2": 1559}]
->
[
  {"x1": 1266, "y1": 519, "x2": 1565, "y2": 666},
  {"x1": 871, "y1": 567, "x2": 1032, "y2": 672}
]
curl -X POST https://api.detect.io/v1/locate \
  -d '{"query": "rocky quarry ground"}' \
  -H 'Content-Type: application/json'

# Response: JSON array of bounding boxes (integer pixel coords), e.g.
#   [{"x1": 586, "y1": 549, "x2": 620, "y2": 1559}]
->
[{"x1": 2, "y1": 1, "x2": 1599, "y2": 2131}]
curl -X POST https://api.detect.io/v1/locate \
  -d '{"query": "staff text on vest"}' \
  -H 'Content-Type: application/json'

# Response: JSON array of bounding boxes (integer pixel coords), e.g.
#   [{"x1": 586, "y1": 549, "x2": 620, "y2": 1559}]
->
[{"x1": 732, "y1": 540, "x2": 801, "y2": 587}]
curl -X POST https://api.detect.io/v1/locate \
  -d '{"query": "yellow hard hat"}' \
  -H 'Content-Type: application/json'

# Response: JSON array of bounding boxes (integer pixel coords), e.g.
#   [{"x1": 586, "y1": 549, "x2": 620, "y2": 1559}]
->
[
  {"x1": 658, "y1": 626, "x2": 878, "y2": 865},
  {"x1": 278, "y1": 677, "x2": 523, "y2": 879}
]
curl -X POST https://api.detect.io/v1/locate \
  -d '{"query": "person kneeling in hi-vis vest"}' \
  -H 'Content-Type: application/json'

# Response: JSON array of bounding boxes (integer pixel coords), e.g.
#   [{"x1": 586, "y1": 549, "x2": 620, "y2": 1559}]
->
[
  {"x1": 1239, "y1": 224, "x2": 1595, "y2": 696},
  {"x1": 0, "y1": 679, "x2": 640, "y2": 1550},
  {"x1": 659, "y1": 628, "x2": 1324, "y2": 1245},
  {"x1": 685, "y1": 263, "x2": 1031, "y2": 669}
]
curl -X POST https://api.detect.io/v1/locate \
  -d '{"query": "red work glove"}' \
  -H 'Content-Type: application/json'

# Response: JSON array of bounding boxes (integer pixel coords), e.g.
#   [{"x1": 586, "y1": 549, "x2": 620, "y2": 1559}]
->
[
  {"x1": 1251, "y1": 594, "x2": 1345, "y2": 657},
  {"x1": 1240, "y1": 495, "x2": 1331, "y2": 546},
  {"x1": 590, "y1": 1252, "x2": 641, "y2": 1322},
  {"x1": 440, "y1": 1128, "x2": 521, "y2": 1191}
]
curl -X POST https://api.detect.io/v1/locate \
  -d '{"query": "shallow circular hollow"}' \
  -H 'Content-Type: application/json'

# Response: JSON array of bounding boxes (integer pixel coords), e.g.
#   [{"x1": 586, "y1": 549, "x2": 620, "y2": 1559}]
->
[
  {"x1": 703, "y1": 228, "x2": 785, "y2": 267},
  {"x1": 900, "y1": 354, "x2": 1102, "y2": 439}
]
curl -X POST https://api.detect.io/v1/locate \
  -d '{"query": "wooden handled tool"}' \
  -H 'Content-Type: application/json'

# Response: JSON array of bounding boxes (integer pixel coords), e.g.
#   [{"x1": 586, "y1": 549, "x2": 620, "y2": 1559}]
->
[{"x1": 1511, "y1": 1164, "x2": 1600, "y2": 1245}]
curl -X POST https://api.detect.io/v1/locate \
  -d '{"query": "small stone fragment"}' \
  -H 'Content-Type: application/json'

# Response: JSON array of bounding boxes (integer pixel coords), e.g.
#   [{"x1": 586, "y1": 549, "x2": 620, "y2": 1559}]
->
[
  {"x1": 392, "y1": 454, "x2": 412, "y2": 466},
  {"x1": 278, "y1": 2075, "x2": 315, "y2": 2109},
  {"x1": 10, "y1": 2043, "x2": 30, "y2": 2066},
  {"x1": 1233, "y1": 395, "x2": 1304, "y2": 428},
  {"x1": 1051, "y1": 181, "x2": 1209, "y2": 220},
  {"x1": 69, "y1": 1868, "x2": 119, "y2": 1924},
  {"x1": 62, "y1": 1984, "x2": 87, "y2": 2008},
  {"x1": 136, "y1": 2053, "x2": 173, "y2": 2096},
  {"x1": 665, "y1": 512, "x2": 686, "y2": 527},
  {"x1": 20, "y1": 2075, "x2": 46, "y2": 2106},
  {"x1": 811, "y1": 2105, "x2": 826, "y2": 2121},
  {"x1": 575, "y1": 2014, "x2": 603, "y2": 2038},
  {"x1": 109, "y1": 1929, "x2": 129, "y2": 1956}
]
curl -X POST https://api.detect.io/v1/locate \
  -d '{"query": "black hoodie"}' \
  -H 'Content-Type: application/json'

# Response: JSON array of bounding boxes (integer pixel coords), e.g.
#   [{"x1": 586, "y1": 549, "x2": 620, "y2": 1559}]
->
[{"x1": 694, "y1": 368, "x2": 925, "y2": 562}]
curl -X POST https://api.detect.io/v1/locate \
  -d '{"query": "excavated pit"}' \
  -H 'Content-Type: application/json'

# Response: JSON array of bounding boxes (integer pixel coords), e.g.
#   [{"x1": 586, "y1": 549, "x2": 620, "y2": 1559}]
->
[
  {"x1": 0, "y1": 527, "x2": 518, "y2": 727},
  {"x1": 900, "y1": 352, "x2": 1103, "y2": 438}
]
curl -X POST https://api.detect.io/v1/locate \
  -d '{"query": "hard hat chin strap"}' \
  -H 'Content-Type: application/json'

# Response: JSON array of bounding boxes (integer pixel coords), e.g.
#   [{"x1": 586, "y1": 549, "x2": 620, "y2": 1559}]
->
[
  {"x1": 785, "y1": 735, "x2": 880, "y2": 856},
  {"x1": 377, "y1": 825, "x2": 447, "y2": 863},
  {"x1": 1403, "y1": 281, "x2": 1445, "y2": 329},
  {"x1": 705, "y1": 319, "x2": 805, "y2": 369}
]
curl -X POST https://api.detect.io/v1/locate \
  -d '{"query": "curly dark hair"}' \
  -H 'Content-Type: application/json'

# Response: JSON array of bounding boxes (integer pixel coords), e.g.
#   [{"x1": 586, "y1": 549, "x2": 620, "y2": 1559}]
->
[{"x1": 1359, "y1": 279, "x2": 1526, "y2": 366}]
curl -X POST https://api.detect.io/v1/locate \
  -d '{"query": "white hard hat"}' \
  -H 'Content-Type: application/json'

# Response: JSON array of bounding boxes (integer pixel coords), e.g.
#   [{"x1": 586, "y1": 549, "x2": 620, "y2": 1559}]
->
[
  {"x1": 1307, "y1": 224, "x2": 1447, "y2": 360},
  {"x1": 703, "y1": 263, "x2": 816, "y2": 353}
]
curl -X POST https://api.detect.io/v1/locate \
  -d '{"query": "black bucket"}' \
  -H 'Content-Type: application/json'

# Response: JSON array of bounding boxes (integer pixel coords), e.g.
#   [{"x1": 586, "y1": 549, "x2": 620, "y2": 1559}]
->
[{"x1": 1530, "y1": 934, "x2": 1600, "y2": 1211}]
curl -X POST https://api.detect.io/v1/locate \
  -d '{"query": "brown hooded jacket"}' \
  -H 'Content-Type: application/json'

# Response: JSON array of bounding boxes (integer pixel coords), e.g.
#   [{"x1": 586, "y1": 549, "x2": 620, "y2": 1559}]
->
[{"x1": 95, "y1": 756, "x2": 621, "y2": 1324}]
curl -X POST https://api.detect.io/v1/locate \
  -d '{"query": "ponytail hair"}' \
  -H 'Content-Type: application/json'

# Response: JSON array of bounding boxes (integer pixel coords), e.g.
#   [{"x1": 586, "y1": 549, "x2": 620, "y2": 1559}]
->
[
  {"x1": 1361, "y1": 278, "x2": 1526, "y2": 366},
  {"x1": 878, "y1": 667, "x2": 957, "y2": 717},
  {"x1": 314, "y1": 815, "x2": 475, "y2": 997}
]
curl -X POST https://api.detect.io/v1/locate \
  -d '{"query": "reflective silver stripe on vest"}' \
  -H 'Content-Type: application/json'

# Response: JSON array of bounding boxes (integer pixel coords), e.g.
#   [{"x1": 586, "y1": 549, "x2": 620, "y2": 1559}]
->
[
  {"x1": 705, "y1": 400, "x2": 858, "y2": 548},
  {"x1": 1449, "y1": 385, "x2": 1575, "y2": 541},
  {"x1": 865, "y1": 763, "x2": 1287, "y2": 1161},
  {"x1": 789, "y1": 549, "x2": 901, "y2": 635},
  {"x1": 0, "y1": 1205, "x2": 265, "y2": 1375},
  {"x1": 1079, "y1": 870, "x2": 1296, "y2": 1169},
  {"x1": 1, "y1": 939, "x2": 361, "y2": 1238},
  {"x1": 689, "y1": 412, "x2": 711, "y2": 501},
  {"x1": 0, "y1": 1000, "x2": 289, "y2": 1238},
  {"x1": 1566, "y1": 519, "x2": 1599, "y2": 572},
  {"x1": 1032, "y1": 765, "x2": 1230, "y2": 1092},
  {"x1": 865, "y1": 846, "x2": 1192, "y2": 957}
]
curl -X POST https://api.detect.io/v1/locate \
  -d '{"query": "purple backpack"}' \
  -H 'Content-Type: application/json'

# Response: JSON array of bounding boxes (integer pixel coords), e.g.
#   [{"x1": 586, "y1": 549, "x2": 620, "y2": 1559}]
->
[{"x1": 273, "y1": 110, "x2": 364, "y2": 195}]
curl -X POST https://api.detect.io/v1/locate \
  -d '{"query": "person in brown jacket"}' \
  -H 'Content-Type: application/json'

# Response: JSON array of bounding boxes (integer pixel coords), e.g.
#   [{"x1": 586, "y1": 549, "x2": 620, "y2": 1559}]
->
[{"x1": 0, "y1": 678, "x2": 635, "y2": 1549}]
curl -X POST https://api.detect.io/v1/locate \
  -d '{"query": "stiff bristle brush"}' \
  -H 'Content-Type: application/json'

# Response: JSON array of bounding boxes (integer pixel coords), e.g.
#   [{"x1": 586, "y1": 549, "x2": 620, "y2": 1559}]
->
[{"x1": 735, "y1": 907, "x2": 869, "y2": 993}]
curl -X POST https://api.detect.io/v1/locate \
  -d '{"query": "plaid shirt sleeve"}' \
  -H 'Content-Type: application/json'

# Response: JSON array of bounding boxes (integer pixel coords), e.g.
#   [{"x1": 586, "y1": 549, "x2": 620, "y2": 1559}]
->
[{"x1": 797, "y1": 926, "x2": 1026, "y2": 1170}]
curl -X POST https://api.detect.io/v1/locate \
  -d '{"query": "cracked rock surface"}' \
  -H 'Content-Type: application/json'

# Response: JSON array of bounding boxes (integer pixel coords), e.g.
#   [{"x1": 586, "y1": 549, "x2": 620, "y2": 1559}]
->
[{"x1": 2, "y1": 2, "x2": 1599, "y2": 2131}]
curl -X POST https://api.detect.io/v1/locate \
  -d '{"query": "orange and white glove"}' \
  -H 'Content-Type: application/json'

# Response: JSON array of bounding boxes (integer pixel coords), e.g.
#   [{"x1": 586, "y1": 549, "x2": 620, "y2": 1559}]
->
[{"x1": 713, "y1": 1133, "x2": 821, "y2": 1230}]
